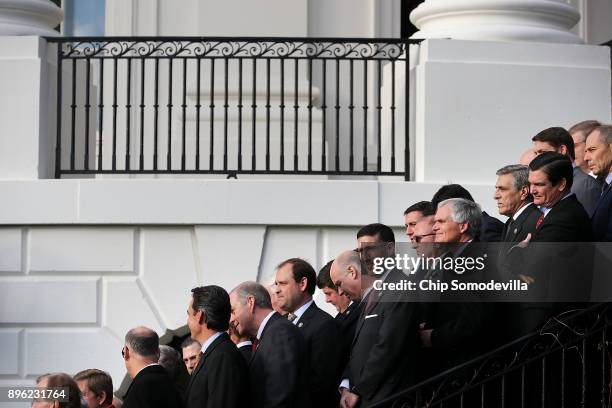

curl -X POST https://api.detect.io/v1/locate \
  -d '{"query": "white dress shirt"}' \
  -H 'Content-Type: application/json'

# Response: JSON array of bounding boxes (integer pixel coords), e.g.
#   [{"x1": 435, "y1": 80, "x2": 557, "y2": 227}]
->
[
  {"x1": 257, "y1": 311, "x2": 276, "y2": 340},
  {"x1": 291, "y1": 299, "x2": 313, "y2": 325}
]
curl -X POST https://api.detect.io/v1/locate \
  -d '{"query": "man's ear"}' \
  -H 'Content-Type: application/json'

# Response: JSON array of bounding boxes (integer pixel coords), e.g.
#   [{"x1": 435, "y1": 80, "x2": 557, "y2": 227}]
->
[
  {"x1": 459, "y1": 222, "x2": 469, "y2": 235},
  {"x1": 557, "y1": 177, "x2": 567, "y2": 192},
  {"x1": 97, "y1": 391, "x2": 107, "y2": 406},
  {"x1": 298, "y1": 277, "x2": 308, "y2": 292},
  {"x1": 197, "y1": 309, "x2": 205, "y2": 325},
  {"x1": 519, "y1": 186, "x2": 530, "y2": 202},
  {"x1": 559, "y1": 145, "x2": 568, "y2": 156},
  {"x1": 247, "y1": 296, "x2": 256, "y2": 313}
]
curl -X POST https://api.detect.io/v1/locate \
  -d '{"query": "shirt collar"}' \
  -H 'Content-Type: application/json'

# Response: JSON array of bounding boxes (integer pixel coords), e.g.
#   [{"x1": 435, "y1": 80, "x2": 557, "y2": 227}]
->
[
  {"x1": 135, "y1": 363, "x2": 160, "y2": 378},
  {"x1": 257, "y1": 311, "x2": 275, "y2": 340},
  {"x1": 292, "y1": 299, "x2": 313, "y2": 325},
  {"x1": 512, "y1": 202, "x2": 533, "y2": 221},
  {"x1": 201, "y1": 331, "x2": 223, "y2": 355},
  {"x1": 236, "y1": 340, "x2": 252, "y2": 348},
  {"x1": 606, "y1": 173, "x2": 612, "y2": 186}
]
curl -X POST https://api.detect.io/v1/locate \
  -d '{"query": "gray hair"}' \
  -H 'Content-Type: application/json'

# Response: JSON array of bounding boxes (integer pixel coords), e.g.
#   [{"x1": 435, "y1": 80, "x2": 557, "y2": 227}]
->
[
  {"x1": 125, "y1": 326, "x2": 160, "y2": 359},
  {"x1": 158, "y1": 345, "x2": 185, "y2": 381},
  {"x1": 232, "y1": 281, "x2": 272, "y2": 309},
  {"x1": 496, "y1": 164, "x2": 530, "y2": 191},
  {"x1": 591, "y1": 125, "x2": 612, "y2": 145},
  {"x1": 438, "y1": 198, "x2": 482, "y2": 239}
]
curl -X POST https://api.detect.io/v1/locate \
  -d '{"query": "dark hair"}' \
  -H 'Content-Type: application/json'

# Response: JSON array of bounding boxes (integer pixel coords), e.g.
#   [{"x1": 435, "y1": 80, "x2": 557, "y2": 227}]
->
[
  {"x1": 404, "y1": 201, "x2": 435, "y2": 216},
  {"x1": 74, "y1": 369, "x2": 113, "y2": 406},
  {"x1": 37, "y1": 373, "x2": 82, "y2": 408},
  {"x1": 532, "y1": 127, "x2": 575, "y2": 160},
  {"x1": 180, "y1": 337, "x2": 201, "y2": 349},
  {"x1": 316, "y1": 260, "x2": 336, "y2": 290},
  {"x1": 125, "y1": 327, "x2": 160, "y2": 359},
  {"x1": 233, "y1": 281, "x2": 272, "y2": 309},
  {"x1": 159, "y1": 345, "x2": 187, "y2": 382},
  {"x1": 569, "y1": 120, "x2": 601, "y2": 140},
  {"x1": 431, "y1": 184, "x2": 474, "y2": 208},
  {"x1": 191, "y1": 285, "x2": 231, "y2": 332},
  {"x1": 276, "y1": 258, "x2": 317, "y2": 296},
  {"x1": 529, "y1": 151, "x2": 573, "y2": 190},
  {"x1": 356, "y1": 223, "x2": 395, "y2": 243}
]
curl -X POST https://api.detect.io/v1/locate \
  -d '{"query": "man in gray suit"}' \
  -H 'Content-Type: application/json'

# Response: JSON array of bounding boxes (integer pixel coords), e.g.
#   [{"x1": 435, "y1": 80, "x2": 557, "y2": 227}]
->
[{"x1": 532, "y1": 126, "x2": 601, "y2": 215}]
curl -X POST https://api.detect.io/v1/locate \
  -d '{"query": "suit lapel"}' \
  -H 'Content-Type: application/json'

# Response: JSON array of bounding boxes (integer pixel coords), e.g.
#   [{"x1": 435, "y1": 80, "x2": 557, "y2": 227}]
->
[
  {"x1": 593, "y1": 182, "x2": 612, "y2": 216},
  {"x1": 295, "y1": 302, "x2": 316, "y2": 329},
  {"x1": 249, "y1": 312, "x2": 279, "y2": 364},
  {"x1": 186, "y1": 333, "x2": 228, "y2": 392}
]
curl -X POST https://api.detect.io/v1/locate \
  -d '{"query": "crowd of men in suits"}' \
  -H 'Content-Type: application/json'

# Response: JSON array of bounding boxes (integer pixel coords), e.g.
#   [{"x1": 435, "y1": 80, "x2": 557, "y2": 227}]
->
[{"x1": 34, "y1": 122, "x2": 611, "y2": 408}]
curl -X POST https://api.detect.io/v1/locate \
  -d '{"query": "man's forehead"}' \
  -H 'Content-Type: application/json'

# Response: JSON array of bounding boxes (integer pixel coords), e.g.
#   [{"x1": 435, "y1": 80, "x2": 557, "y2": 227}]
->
[{"x1": 357, "y1": 234, "x2": 381, "y2": 244}]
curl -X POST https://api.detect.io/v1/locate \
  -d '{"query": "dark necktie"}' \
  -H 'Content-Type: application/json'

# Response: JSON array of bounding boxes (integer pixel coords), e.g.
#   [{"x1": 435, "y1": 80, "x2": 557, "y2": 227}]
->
[
  {"x1": 535, "y1": 212, "x2": 545, "y2": 229},
  {"x1": 504, "y1": 219, "x2": 515, "y2": 240}
]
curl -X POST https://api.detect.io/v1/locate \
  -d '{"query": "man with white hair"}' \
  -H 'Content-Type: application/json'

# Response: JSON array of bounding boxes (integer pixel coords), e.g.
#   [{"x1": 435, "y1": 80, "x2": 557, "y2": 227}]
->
[{"x1": 420, "y1": 198, "x2": 489, "y2": 376}]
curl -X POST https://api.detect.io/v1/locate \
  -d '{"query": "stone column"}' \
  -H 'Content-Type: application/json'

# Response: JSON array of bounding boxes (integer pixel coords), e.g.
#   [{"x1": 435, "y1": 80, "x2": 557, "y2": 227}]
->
[
  {"x1": 0, "y1": 0, "x2": 63, "y2": 36},
  {"x1": 390, "y1": 0, "x2": 611, "y2": 184},
  {"x1": 409, "y1": 0, "x2": 582, "y2": 44},
  {"x1": 0, "y1": 0, "x2": 63, "y2": 179}
]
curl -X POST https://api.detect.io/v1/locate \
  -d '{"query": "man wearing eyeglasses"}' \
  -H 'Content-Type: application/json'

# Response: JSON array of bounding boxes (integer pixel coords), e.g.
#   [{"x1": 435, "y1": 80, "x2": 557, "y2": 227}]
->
[{"x1": 121, "y1": 326, "x2": 182, "y2": 408}]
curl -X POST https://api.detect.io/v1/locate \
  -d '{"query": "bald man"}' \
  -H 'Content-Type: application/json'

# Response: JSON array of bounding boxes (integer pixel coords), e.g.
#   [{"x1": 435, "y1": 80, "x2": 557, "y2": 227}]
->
[
  {"x1": 122, "y1": 327, "x2": 182, "y2": 408},
  {"x1": 331, "y1": 250, "x2": 418, "y2": 408},
  {"x1": 519, "y1": 148, "x2": 537, "y2": 166}
]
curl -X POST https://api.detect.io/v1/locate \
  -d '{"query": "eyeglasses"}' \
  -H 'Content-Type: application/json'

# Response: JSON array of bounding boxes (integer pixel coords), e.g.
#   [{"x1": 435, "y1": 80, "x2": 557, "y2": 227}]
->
[
  {"x1": 413, "y1": 233, "x2": 436, "y2": 243},
  {"x1": 121, "y1": 347, "x2": 126, "y2": 358}
]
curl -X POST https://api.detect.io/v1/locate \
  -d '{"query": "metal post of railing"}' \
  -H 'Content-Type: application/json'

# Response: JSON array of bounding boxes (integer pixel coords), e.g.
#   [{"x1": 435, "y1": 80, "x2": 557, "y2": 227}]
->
[{"x1": 54, "y1": 43, "x2": 63, "y2": 179}]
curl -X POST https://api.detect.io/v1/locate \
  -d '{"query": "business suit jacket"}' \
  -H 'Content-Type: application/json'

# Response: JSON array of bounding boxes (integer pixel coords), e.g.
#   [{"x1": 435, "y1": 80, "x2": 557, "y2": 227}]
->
[
  {"x1": 592, "y1": 180, "x2": 612, "y2": 241},
  {"x1": 479, "y1": 211, "x2": 504, "y2": 242},
  {"x1": 237, "y1": 343, "x2": 252, "y2": 362},
  {"x1": 519, "y1": 194, "x2": 594, "y2": 333},
  {"x1": 249, "y1": 312, "x2": 310, "y2": 408},
  {"x1": 123, "y1": 365, "x2": 182, "y2": 408},
  {"x1": 498, "y1": 203, "x2": 541, "y2": 278},
  {"x1": 346, "y1": 269, "x2": 419, "y2": 406},
  {"x1": 335, "y1": 301, "x2": 362, "y2": 371},
  {"x1": 184, "y1": 333, "x2": 249, "y2": 408},
  {"x1": 572, "y1": 166, "x2": 603, "y2": 216},
  {"x1": 295, "y1": 302, "x2": 342, "y2": 408},
  {"x1": 424, "y1": 241, "x2": 489, "y2": 375}
]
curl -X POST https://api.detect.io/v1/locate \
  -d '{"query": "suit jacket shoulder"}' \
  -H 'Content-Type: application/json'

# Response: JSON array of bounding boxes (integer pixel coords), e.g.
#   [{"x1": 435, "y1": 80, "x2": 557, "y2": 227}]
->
[
  {"x1": 592, "y1": 182, "x2": 612, "y2": 241},
  {"x1": 249, "y1": 313, "x2": 310, "y2": 408},
  {"x1": 572, "y1": 167, "x2": 602, "y2": 216},
  {"x1": 533, "y1": 195, "x2": 592, "y2": 242},
  {"x1": 123, "y1": 365, "x2": 182, "y2": 408},
  {"x1": 185, "y1": 333, "x2": 249, "y2": 408}
]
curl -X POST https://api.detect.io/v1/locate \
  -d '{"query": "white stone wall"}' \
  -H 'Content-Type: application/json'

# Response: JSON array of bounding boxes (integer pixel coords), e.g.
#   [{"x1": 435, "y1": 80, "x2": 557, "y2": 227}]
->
[
  {"x1": 0, "y1": 178, "x2": 502, "y2": 396},
  {"x1": 0, "y1": 223, "x2": 400, "y2": 395}
]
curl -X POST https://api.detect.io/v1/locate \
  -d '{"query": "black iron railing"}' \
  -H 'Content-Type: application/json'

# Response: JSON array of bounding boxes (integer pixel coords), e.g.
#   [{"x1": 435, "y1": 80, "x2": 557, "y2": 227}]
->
[
  {"x1": 371, "y1": 303, "x2": 612, "y2": 408},
  {"x1": 47, "y1": 37, "x2": 420, "y2": 178}
]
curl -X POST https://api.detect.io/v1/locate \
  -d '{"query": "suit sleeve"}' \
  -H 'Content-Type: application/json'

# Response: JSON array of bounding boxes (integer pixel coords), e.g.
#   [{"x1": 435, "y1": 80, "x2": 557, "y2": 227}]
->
[
  {"x1": 206, "y1": 352, "x2": 246, "y2": 408},
  {"x1": 308, "y1": 319, "x2": 342, "y2": 398},
  {"x1": 263, "y1": 326, "x2": 301, "y2": 408},
  {"x1": 352, "y1": 301, "x2": 416, "y2": 401}
]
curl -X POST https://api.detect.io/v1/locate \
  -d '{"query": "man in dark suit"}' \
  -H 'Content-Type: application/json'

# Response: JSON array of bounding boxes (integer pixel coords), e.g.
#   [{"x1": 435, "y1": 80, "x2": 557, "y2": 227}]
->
[
  {"x1": 122, "y1": 327, "x2": 182, "y2": 408},
  {"x1": 316, "y1": 260, "x2": 361, "y2": 371},
  {"x1": 274, "y1": 257, "x2": 342, "y2": 408},
  {"x1": 532, "y1": 126, "x2": 602, "y2": 216},
  {"x1": 518, "y1": 152, "x2": 594, "y2": 335},
  {"x1": 184, "y1": 285, "x2": 249, "y2": 408},
  {"x1": 331, "y1": 250, "x2": 419, "y2": 408},
  {"x1": 432, "y1": 184, "x2": 504, "y2": 242},
  {"x1": 229, "y1": 281, "x2": 310, "y2": 408},
  {"x1": 419, "y1": 198, "x2": 489, "y2": 376},
  {"x1": 585, "y1": 125, "x2": 612, "y2": 241},
  {"x1": 494, "y1": 164, "x2": 541, "y2": 278}
]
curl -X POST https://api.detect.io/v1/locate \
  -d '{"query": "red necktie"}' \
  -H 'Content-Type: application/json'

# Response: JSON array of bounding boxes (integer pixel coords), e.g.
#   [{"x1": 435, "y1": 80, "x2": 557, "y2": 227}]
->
[
  {"x1": 251, "y1": 338, "x2": 258, "y2": 351},
  {"x1": 535, "y1": 212, "x2": 545, "y2": 229}
]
